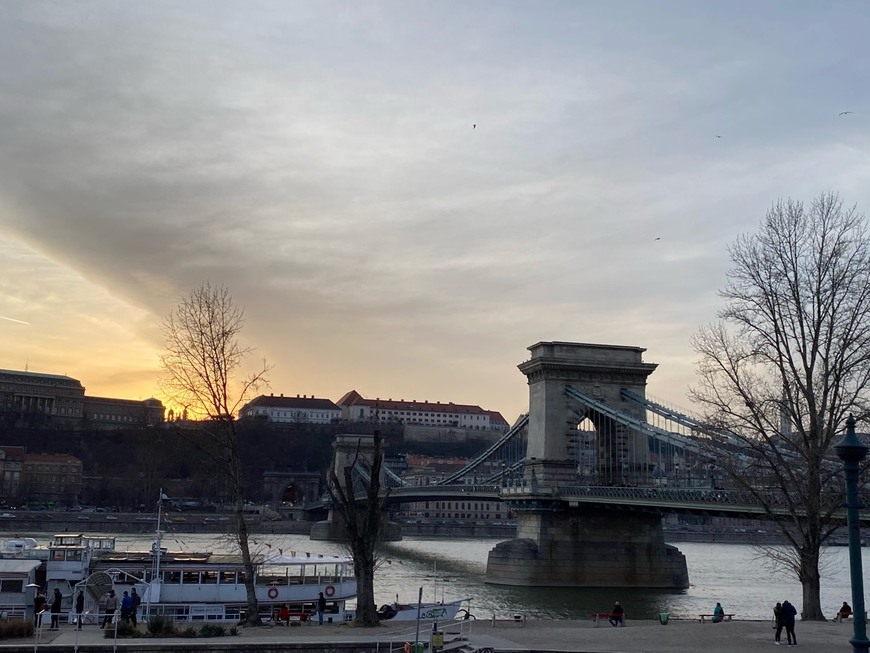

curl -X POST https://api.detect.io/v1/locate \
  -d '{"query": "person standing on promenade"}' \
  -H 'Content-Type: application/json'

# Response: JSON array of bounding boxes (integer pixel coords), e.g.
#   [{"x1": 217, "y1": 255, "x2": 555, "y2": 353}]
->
[
  {"x1": 119, "y1": 591, "x2": 133, "y2": 624},
  {"x1": 100, "y1": 590, "x2": 117, "y2": 629},
  {"x1": 33, "y1": 589, "x2": 46, "y2": 628},
  {"x1": 317, "y1": 591, "x2": 327, "y2": 625},
  {"x1": 49, "y1": 588, "x2": 62, "y2": 630},
  {"x1": 608, "y1": 601, "x2": 625, "y2": 627},
  {"x1": 130, "y1": 588, "x2": 141, "y2": 627},
  {"x1": 75, "y1": 591, "x2": 84, "y2": 630},
  {"x1": 773, "y1": 601, "x2": 783, "y2": 644},
  {"x1": 781, "y1": 600, "x2": 798, "y2": 646}
]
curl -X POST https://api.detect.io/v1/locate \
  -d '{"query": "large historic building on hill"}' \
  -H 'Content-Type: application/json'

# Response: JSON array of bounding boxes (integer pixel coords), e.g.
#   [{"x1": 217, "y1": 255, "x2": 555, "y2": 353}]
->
[
  {"x1": 336, "y1": 390, "x2": 509, "y2": 432},
  {"x1": 239, "y1": 394, "x2": 341, "y2": 424},
  {"x1": 0, "y1": 369, "x2": 164, "y2": 430}
]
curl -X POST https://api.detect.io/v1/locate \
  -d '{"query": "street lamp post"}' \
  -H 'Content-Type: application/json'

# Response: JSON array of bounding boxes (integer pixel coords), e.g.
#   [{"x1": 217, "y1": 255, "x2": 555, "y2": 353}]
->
[{"x1": 835, "y1": 414, "x2": 870, "y2": 653}]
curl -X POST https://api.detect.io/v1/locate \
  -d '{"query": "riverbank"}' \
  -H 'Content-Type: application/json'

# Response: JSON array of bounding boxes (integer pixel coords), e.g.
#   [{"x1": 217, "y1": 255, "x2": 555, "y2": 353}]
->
[
  {"x1": 0, "y1": 617, "x2": 853, "y2": 652},
  {"x1": 0, "y1": 513, "x2": 795, "y2": 545}
]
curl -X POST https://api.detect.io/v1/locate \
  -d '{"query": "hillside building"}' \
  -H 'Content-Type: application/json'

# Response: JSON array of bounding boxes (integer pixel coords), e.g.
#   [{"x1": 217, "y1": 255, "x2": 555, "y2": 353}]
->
[
  {"x1": 336, "y1": 390, "x2": 509, "y2": 432},
  {"x1": 0, "y1": 369, "x2": 163, "y2": 430},
  {"x1": 239, "y1": 394, "x2": 341, "y2": 424}
]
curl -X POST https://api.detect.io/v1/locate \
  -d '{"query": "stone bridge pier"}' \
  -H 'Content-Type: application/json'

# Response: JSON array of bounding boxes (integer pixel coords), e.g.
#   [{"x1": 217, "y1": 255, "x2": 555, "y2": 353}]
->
[{"x1": 486, "y1": 342, "x2": 689, "y2": 588}]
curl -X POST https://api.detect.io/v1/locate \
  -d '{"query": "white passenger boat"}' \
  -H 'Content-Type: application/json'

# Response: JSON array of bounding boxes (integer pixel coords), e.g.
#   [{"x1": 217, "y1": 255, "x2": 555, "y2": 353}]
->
[
  {"x1": 87, "y1": 547, "x2": 356, "y2": 623},
  {"x1": 11, "y1": 532, "x2": 356, "y2": 624}
]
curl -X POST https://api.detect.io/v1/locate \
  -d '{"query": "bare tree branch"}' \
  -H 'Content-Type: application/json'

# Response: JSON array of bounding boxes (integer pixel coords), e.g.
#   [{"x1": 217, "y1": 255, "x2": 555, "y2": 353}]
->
[
  {"x1": 159, "y1": 282, "x2": 271, "y2": 626},
  {"x1": 691, "y1": 193, "x2": 870, "y2": 620}
]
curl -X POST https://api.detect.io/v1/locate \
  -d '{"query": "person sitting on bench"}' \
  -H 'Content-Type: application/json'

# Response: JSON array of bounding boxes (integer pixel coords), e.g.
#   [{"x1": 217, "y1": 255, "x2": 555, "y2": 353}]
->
[
  {"x1": 609, "y1": 602, "x2": 625, "y2": 627},
  {"x1": 711, "y1": 602, "x2": 725, "y2": 623},
  {"x1": 835, "y1": 602, "x2": 852, "y2": 622}
]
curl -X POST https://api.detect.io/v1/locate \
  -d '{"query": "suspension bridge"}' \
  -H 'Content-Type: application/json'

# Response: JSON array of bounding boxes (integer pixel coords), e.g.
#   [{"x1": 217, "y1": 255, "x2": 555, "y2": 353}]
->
[{"x1": 314, "y1": 341, "x2": 851, "y2": 589}]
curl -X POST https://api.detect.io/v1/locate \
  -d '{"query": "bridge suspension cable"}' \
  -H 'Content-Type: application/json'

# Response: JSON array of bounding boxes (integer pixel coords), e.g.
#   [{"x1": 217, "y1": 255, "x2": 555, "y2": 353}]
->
[
  {"x1": 436, "y1": 414, "x2": 529, "y2": 485},
  {"x1": 565, "y1": 386, "x2": 700, "y2": 454}
]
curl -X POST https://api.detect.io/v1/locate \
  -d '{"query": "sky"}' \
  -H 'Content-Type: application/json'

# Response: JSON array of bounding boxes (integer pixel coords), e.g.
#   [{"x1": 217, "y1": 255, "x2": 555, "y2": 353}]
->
[{"x1": 1, "y1": 1, "x2": 869, "y2": 423}]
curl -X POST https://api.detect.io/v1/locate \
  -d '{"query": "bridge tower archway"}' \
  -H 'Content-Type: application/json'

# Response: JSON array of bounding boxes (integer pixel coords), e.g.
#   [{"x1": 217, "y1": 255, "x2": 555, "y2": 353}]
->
[{"x1": 518, "y1": 341, "x2": 656, "y2": 486}]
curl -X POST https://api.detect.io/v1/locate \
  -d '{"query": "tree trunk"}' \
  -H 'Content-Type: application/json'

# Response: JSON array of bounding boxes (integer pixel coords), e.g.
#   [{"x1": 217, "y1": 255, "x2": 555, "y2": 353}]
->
[
  {"x1": 799, "y1": 548, "x2": 824, "y2": 620},
  {"x1": 354, "y1": 550, "x2": 378, "y2": 626},
  {"x1": 229, "y1": 425, "x2": 260, "y2": 626}
]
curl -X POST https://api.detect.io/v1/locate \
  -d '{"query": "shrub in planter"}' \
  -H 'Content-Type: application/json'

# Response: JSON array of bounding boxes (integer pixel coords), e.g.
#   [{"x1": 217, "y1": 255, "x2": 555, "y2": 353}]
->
[
  {"x1": 103, "y1": 623, "x2": 142, "y2": 639},
  {"x1": 0, "y1": 619, "x2": 34, "y2": 639},
  {"x1": 199, "y1": 624, "x2": 226, "y2": 637},
  {"x1": 147, "y1": 616, "x2": 175, "y2": 637}
]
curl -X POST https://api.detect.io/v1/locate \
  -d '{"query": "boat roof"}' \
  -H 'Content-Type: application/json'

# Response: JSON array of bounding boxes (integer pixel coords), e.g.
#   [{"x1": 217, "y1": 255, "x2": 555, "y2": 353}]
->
[{"x1": 0, "y1": 559, "x2": 42, "y2": 573}]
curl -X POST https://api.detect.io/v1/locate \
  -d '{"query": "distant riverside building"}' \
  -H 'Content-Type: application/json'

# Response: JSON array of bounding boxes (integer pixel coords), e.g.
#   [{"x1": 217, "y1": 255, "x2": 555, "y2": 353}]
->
[
  {"x1": 336, "y1": 390, "x2": 509, "y2": 432},
  {"x1": 0, "y1": 369, "x2": 163, "y2": 430},
  {"x1": 400, "y1": 455, "x2": 510, "y2": 522},
  {"x1": 0, "y1": 446, "x2": 82, "y2": 507},
  {"x1": 239, "y1": 394, "x2": 341, "y2": 424}
]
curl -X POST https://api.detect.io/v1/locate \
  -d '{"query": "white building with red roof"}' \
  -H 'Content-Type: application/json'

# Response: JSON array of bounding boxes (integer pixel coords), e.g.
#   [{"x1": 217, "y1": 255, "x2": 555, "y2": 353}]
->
[{"x1": 336, "y1": 390, "x2": 509, "y2": 432}]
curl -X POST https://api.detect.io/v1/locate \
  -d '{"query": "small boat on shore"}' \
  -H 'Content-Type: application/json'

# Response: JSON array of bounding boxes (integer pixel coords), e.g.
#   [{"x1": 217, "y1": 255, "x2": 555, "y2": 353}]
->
[{"x1": 376, "y1": 598, "x2": 466, "y2": 622}]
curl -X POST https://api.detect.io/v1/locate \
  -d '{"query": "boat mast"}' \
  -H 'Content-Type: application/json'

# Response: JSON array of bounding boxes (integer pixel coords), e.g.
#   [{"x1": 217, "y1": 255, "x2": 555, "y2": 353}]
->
[{"x1": 146, "y1": 489, "x2": 166, "y2": 620}]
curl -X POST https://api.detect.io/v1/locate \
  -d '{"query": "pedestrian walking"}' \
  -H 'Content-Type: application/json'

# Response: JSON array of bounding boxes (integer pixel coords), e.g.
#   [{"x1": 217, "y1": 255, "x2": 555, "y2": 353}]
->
[
  {"x1": 781, "y1": 600, "x2": 798, "y2": 646},
  {"x1": 50, "y1": 588, "x2": 62, "y2": 630}
]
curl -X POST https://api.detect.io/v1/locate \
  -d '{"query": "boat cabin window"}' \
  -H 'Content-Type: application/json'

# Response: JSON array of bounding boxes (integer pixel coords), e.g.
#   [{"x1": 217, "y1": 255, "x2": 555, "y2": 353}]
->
[
  {"x1": 163, "y1": 571, "x2": 181, "y2": 584},
  {"x1": 0, "y1": 579, "x2": 23, "y2": 593},
  {"x1": 201, "y1": 571, "x2": 218, "y2": 584},
  {"x1": 66, "y1": 550, "x2": 83, "y2": 561},
  {"x1": 50, "y1": 550, "x2": 66, "y2": 561},
  {"x1": 219, "y1": 571, "x2": 237, "y2": 584},
  {"x1": 183, "y1": 571, "x2": 199, "y2": 584}
]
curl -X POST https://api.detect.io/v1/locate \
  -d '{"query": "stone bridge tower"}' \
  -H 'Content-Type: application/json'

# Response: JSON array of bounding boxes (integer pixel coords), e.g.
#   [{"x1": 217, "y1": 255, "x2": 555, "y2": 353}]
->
[
  {"x1": 486, "y1": 341, "x2": 689, "y2": 589},
  {"x1": 519, "y1": 341, "x2": 656, "y2": 486}
]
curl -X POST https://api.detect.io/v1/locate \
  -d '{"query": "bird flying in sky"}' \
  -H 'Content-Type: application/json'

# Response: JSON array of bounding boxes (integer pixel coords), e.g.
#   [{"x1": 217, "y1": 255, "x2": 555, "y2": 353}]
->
[
  {"x1": 473, "y1": 124, "x2": 476, "y2": 129},
  {"x1": 839, "y1": 111, "x2": 853, "y2": 116}
]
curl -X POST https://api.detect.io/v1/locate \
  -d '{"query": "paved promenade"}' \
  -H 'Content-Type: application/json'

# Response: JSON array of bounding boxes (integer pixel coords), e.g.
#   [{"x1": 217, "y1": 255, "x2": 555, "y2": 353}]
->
[{"x1": 0, "y1": 618, "x2": 858, "y2": 652}]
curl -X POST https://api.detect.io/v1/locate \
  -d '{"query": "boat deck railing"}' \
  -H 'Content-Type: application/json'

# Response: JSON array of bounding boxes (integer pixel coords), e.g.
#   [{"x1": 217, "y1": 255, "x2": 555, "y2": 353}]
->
[{"x1": 257, "y1": 574, "x2": 346, "y2": 586}]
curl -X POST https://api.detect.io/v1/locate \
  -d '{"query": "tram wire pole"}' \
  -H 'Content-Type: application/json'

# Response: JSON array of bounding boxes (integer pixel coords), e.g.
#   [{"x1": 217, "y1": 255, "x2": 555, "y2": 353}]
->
[{"x1": 834, "y1": 414, "x2": 870, "y2": 653}]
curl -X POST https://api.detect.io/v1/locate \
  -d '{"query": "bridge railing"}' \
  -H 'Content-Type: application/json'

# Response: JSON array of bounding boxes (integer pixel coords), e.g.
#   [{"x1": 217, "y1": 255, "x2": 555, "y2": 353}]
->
[{"x1": 554, "y1": 485, "x2": 814, "y2": 509}]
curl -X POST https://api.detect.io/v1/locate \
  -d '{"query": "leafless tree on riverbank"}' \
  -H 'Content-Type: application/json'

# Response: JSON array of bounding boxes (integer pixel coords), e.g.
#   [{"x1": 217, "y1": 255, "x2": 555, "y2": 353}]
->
[
  {"x1": 692, "y1": 193, "x2": 870, "y2": 620},
  {"x1": 160, "y1": 282, "x2": 270, "y2": 626}
]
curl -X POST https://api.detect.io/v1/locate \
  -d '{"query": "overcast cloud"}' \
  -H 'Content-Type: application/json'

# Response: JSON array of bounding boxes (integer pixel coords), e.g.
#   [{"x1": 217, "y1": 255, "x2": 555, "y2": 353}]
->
[{"x1": 1, "y1": 1, "x2": 869, "y2": 420}]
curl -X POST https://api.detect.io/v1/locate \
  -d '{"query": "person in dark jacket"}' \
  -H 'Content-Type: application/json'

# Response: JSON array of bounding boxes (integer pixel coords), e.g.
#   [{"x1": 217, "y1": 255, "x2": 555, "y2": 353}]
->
[
  {"x1": 33, "y1": 590, "x2": 46, "y2": 628},
  {"x1": 609, "y1": 601, "x2": 625, "y2": 627},
  {"x1": 781, "y1": 600, "x2": 798, "y2": 646},
  {"x1": 835, "y1": 601, "x2": 852, "y2": 622},
  {"x1": 130, "y1": 588, "x2": 141, "y2": 627},
  {"x1": 773, "y1": 602, "x2": 783, "y2": 644},
  {"x1": 50, "y1": 588, "x2": 62, "y2": 630},
  {"x1": 75, "y1": 591, "x2": 85, "y2": 630},
  {"x1": 317, "y1": 592, "x2": 327, "y2": 625}
]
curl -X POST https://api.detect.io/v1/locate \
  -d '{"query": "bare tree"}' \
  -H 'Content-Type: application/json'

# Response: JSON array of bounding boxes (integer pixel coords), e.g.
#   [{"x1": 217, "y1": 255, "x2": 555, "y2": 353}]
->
[
  {"x1": 691, "y1": 193, "x2": 870, "y2": 620},
  {"x1": 326, "y1": 427, "x2": 389, "y2": 626},
  {"x1": 159, "y1": 282, "x2": 270, "y2": 625}
]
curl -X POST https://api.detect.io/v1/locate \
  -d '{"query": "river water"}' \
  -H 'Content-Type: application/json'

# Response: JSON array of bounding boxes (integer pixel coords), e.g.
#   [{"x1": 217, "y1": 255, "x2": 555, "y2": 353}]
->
[{"x1": 108, "y1": 532, "x2": 860, "y2": 621}]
